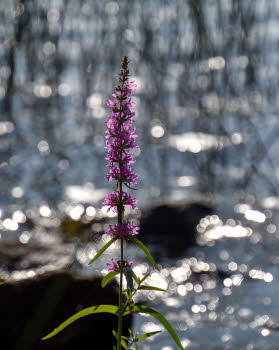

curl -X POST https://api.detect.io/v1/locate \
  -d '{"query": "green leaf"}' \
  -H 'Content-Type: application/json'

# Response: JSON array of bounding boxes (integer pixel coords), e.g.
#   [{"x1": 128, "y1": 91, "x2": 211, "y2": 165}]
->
[
  {"x1": 134, "y1": 331, "x2": 162, "y2": 342},
  {"x1": 101, "y1": 271, "x2": 119, "y2": 288},
  {"x1": 127, "y1": 235, "x2": 159, "y2": 271},
  {"x1": 127, "y1": 289, "x2": 133, "y2": 299},
  {"x1": 112, "y1": 329, "x2": 118, "y2": 340},
  {"x1": 121, "y1": 340, "x2": 128, "y2": 349},
  {"x1": 140, "y1": 273, "x2": 150, "y2": 284},
  {"x1": 112, "y1": 330, "x2": 128, "y2": 341},
  {"x1": 112, "y1": 330, "x2": 128, "y2": 349},
  {"x1": 138, "y1": 285, "x2": 166, "y2": 292},
  {"x1": 123, "y1": 305, "x2": 184, "y2": 350},
  {"x1": 132, "y1": 272, "x2": 140, "y2": 285},
  {"x1": 88, "y1": 237, "x2": 117, "y2": 265},
  {"x1": 42, "y1": 305, "x2": 118, "y2": 340},
  {"x1": 123, "y1": 267, "x2": 134, "y2": 291}
]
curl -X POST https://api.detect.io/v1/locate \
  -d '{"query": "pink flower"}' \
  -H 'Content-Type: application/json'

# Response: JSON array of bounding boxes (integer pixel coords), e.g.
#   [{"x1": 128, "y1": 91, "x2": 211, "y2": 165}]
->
[
  {"x1": 106, "y1": 221, "x2": 139, "y2": 238},
  {"x1": 103, "y1": 190, "x2": 138, "y2": 212},
  {"x1": 107, "y1": 258, "x2": 133, "y2": 272},
  {"x1": 107, "y1": 99, "x2": 118, "y2": 108},
  {"x1": 106, "y1": 165, "x2": 138, "y2": 184},
  {"x1": 105, "y1": 150, "x2": 135, "y2": 167}
]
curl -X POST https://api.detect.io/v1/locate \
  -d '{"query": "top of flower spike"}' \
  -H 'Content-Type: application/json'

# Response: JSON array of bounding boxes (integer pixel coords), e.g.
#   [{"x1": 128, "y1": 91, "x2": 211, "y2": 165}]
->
[
  {"x1": 119, "y1": 55, "x2": 129, "y2": 81},
  {"x1": 104, "y1": 56, "x2": 139, "y2": 187}
]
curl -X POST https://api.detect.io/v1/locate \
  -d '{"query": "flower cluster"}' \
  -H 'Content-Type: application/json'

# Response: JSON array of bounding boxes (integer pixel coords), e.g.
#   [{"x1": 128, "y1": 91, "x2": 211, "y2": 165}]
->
[
  {"x1": 105, "y1": 83, "x2": 138, "y2": 185},
  {"x1": 106, "y1": 221, "x2": 139, "y2": 238},
  {"x1": 107, "y1": 258, "x2": 133, "y2": 272},
  {"x1": 103, "y1": 190, "x2": 138, "y2": 212},
  {"x1": 104, "y1": 56, "x2": 139, "y2": 239}
]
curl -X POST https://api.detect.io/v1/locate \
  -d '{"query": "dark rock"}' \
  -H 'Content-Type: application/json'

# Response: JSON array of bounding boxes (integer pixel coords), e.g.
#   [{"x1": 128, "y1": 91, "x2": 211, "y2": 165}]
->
[
  {"x1": 0, "y1": 271, "x2": 132, "y2": 350},
  {"x1": 140, "y1": 203, "x2": 212, "y2": 258}
]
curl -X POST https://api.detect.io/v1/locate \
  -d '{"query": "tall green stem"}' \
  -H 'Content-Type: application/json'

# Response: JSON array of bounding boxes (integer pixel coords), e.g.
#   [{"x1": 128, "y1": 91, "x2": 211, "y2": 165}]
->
[
  {"x1": 117, "y1": 182, "x2": 124, "y2": 350},
  {"x1": 117, "y1": 237, "x2": 124, "y2": 350}
]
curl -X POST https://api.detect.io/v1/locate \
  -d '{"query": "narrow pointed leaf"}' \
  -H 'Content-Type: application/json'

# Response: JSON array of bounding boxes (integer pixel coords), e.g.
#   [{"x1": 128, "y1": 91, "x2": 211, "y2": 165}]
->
[
  {"x1": 138, "y1": 285, "x2": 166, "y2": 292},
  {"x1": 123, "y1": 267, "x2": 134, "y2": 291},
  {"x1": 88, "y1": 237, "x2": 117, "y2": 265},
  {"x1": 101, "y1": 271, "x2": 119, "y2": 288},
  {"x1": 112, "y1": 330, "x2": 128, "y2": 341},
  {"x1": 112, "y1": 330, "x2": 128, "y2": 349},
  {"x1": 127, "y1": 235, "x2": 159, "y2": 271},
  {"x1": 123, "y1": 305, "x2": 184, "y2": 350},
  {"x1": 132, "y1": 272, "x2": 140, "y2": 285},
  {"x1": 134, "y1": 331, "x2": 162, "y2": 342},
  {"x1": 121, "y1": 340, "x2": 128, "y2": 349},
  {"x1": 127, "y1": 289, "x2": 133, "y2": 299},
  {"x1": 42, "y1": 305, "x2": 118, "y2": 340},
  {"x1": 140, "y1": 273, "x2": 150, "y2": 284},
  {"x1": 112, "y1": 329, "x2": 118, "y2": 340}
]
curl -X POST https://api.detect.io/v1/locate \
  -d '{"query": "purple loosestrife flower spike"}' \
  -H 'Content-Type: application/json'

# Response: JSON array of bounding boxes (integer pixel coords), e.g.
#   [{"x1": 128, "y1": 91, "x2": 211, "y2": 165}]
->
[
  {"x1": 103, "y1": 55, "x2": 139, "y2": 236},
  {"x1": 104, "y1": 56, "x2": 140, "y2": 350},
  {"x1": 105, "y1": 59, "x2": 138, "y2": 188}
]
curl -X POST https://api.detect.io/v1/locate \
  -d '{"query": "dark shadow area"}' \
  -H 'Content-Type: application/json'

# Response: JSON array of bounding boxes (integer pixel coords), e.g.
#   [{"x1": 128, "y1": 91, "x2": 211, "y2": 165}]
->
[{"x1": 0, "y1": 271, "x2": 132, "y2": 350}]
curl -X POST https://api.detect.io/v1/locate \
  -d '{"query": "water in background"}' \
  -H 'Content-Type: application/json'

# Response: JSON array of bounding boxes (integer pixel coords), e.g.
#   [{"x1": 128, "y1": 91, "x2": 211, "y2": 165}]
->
[{"x1": 0, "y1": 1, "x2": 279, "y2": 349}]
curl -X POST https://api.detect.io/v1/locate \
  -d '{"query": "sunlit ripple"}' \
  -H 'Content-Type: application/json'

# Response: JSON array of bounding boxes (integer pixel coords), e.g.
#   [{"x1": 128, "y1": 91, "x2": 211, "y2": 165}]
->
[
  {"x1": 245, "y1": 210, "x2": 266, "y2": 223},
  {"x1": 197, "y1": 215, "x2": 251, "y2": 243},
  {"x1": 249, "y1": 269, "x2": 273, "y2": 283},
  {"x1": 11, "y1": 186, "x2": 24, "y2": 198},
  {"x1": 169, "y1": 132, "x2": 231, "y2": 153},
  {"x1": 19, "y1": 231, "x2": 31, "y2": 244},
  {"x1": 177, "y1": 176, "x2": 196, "y2": 187},
  {"x1": 65, "y1": 184, "x2": 106, "y2": 203},
  {"x1": 262, "y1": 196, "x2": 279, "y2": 209},
  {"x1": 0, "y1": 121, "x2": 14, "y2": 135},
  {"x1": 151, "y1": 125, "x2": 165, "y2": 138},
  {"x1": 3, "y1": 218, "x2": 18, "y2": 231},
  {"x1": 12, "y1": 210, "x2": 26, "y2": 223},
  {"x1": 39, "y1": 205, "x2": 51, "y2": 218},
  {"x1": 208, "y1": 56, "x2": 225, "y2": 70},
  {"x1": 33, "y1": 84, "x2": 52, "y2": 98}
]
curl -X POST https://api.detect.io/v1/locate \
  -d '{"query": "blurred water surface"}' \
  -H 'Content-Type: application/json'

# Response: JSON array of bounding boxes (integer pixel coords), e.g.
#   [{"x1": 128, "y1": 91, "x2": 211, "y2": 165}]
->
[{"x1": 0, "y1": 0, "x2": 279, "y2": 349}]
